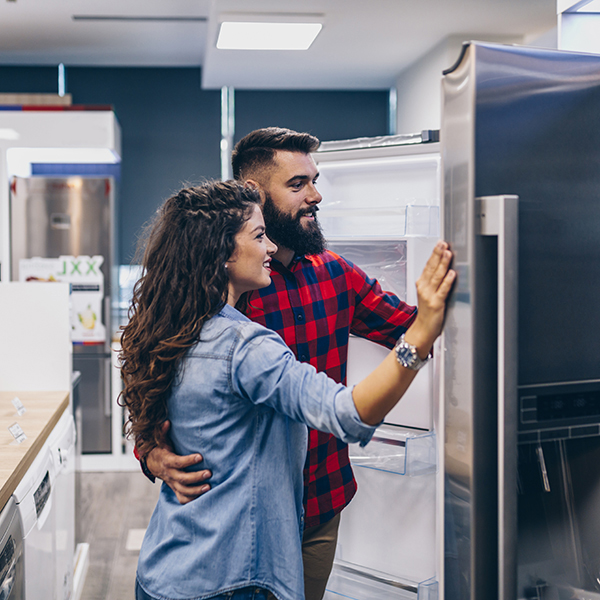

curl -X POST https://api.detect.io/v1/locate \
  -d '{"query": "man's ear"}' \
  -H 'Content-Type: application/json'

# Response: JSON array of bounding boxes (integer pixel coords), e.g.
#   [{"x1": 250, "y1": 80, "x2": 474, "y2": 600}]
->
[
  {"x1": 244, "y1": 178, "x2": 260, "y2": 190},
  {"x1": 244, "y1": 179, "x2": 266, "y2": 203}
]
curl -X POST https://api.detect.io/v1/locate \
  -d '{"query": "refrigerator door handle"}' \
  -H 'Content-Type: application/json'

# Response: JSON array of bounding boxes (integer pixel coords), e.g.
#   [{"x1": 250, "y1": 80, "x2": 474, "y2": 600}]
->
[{"x1": 476, "y1": 194, "x2": 519, "y2": 600}]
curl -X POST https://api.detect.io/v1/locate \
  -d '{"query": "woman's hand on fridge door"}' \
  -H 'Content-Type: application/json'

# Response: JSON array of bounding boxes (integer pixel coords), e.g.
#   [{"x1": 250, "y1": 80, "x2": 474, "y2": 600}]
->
[{"x1": 404, "y1": 241, "x2": 455, "y2": 358}]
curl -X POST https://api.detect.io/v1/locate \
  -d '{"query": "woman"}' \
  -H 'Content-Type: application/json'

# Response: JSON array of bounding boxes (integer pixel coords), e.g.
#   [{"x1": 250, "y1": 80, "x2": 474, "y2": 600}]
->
[{"x1": 120, "y1": 180, "x2": 454, "y2": 600}]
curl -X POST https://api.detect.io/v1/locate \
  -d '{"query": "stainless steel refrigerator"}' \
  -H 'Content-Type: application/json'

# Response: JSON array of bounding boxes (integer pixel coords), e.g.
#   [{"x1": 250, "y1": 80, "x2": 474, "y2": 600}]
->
[
  {"x1": 10, "y1": 176, "x2": 115, "y2": 454},
  {"x1": 442, "y1": 42, "x2": 600, "y2": 600}
]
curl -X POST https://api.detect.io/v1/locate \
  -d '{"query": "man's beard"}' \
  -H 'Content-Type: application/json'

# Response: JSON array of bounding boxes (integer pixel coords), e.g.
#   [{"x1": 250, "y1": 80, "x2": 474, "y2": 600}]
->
[{"x1": 262, "y1": 193, "x2": 326, "y2": 257}]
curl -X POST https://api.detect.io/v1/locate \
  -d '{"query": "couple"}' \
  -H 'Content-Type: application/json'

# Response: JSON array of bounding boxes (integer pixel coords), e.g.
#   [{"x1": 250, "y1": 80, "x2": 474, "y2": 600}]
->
[{"x1": 120, "y1": 128, "x2": 455, "y2": 600}]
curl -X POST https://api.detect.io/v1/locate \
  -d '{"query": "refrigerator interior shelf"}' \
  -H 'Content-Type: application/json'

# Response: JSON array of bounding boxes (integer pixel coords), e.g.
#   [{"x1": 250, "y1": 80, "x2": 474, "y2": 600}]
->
[
  {"x1": 349, "y1": 425, "x2": 436, "y2": 476},
  {"x1": 325, "y1": 560, "x2": 438, "y2": 600}
]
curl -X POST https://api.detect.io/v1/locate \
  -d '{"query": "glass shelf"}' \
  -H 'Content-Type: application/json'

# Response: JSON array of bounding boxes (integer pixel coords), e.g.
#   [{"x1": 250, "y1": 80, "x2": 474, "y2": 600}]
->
[
  {"x1": 349, "y1": 425, "x2": 436, "y2": 476},
  {"x1": 324, "y1": 560, "x2": 438, "y2": 600},
  {"x1": 318, "y1": 205, "x2": 439, "y2": 239}
]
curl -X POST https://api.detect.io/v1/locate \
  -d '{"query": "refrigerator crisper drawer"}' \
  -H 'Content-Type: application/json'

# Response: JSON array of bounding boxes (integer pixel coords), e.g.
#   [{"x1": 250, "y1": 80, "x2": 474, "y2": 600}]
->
[
  {"x1": 348, "y1": 425, "x2": 435, "y2": 476},
  {"x1": 325, "y1": 562, "x2": 438, "y2": 600},
  {"x1": 327, "y1": 237, "x2": 438, "y2": 304}
]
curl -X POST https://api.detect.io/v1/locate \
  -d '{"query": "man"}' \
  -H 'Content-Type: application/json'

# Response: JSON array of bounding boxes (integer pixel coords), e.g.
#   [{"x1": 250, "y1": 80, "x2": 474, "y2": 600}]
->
[{"x1": 141, "y1": 127, "x2": 419, "y2": 600}]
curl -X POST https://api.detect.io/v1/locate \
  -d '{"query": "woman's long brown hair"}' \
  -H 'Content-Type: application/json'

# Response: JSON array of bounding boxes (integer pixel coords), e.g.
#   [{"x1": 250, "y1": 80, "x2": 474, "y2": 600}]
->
[{"x1": 119, "y1": 181, "x2": 261, "y2": 453}]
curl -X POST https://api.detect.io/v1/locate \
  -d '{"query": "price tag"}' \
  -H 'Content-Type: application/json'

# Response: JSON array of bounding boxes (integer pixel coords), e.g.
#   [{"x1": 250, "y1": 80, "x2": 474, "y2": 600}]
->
[
  {"x1": 11, "y1": 397, "x2": 26, "y2": 416},
  {"x1": 8, "y1": 423, "x2": 26, "y2": 444}
]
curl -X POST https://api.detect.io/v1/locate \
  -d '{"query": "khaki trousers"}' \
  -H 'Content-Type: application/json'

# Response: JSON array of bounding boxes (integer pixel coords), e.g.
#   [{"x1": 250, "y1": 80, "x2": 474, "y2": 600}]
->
[{"x1": 301, "y1": 513, "x2": 341, "y2": 600}]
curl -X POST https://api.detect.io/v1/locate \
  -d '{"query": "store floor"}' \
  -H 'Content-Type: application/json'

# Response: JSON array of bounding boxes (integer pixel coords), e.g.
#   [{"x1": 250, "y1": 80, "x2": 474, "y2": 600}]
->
[{"x1": 79, "y1": 471, "x2": 161, "y2": 600}]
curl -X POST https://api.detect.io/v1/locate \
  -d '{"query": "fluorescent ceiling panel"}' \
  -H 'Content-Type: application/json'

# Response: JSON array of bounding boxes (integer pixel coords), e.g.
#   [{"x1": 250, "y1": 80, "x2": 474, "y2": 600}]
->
[{"x1": 217, "y1": 22, "x2": 322, "y2": 50}]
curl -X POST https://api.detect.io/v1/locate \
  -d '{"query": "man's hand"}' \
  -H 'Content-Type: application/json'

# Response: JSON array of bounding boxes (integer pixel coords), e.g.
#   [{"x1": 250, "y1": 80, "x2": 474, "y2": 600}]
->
[{"x1": 145, "y1": 421, "x2": 212, "y2": 504}]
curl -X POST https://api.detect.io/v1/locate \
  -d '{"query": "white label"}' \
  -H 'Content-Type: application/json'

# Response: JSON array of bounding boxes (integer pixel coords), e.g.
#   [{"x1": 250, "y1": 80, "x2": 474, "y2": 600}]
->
[
  {"x1": 11, "y1": 396, "x2": 26, "y2": 416},
  {"x1": 8, "y1": 422, "x2": 26, "y2": 444},
  {"x1": 18, "y1": 254, "x2": 106, "y2": 344}
]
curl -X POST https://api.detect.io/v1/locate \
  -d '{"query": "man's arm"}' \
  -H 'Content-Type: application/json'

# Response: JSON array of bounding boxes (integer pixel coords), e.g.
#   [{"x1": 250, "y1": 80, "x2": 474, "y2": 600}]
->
[{"x1": 141, "y1": 421, "x2": 212, "y2": 504}]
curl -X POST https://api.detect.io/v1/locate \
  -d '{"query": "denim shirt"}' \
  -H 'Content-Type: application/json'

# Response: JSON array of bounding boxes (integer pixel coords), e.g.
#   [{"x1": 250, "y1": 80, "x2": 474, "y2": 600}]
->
[{"x1": 137, "y1": 304, "x2": 377, "y2": 600}]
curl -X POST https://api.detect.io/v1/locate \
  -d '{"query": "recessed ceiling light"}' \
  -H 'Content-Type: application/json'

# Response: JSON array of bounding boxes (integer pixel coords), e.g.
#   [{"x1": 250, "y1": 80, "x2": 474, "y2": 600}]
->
[{"x1": 217, "y1": 14, "x2": 323, "y2": 50}]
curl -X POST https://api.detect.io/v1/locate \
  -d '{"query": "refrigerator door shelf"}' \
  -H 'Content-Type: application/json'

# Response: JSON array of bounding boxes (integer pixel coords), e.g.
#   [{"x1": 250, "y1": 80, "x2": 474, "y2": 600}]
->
[
  {"x1": 348, "y1": 425, "x2": 435, "y2": 477},
  {"x1": 325, "y1": 560, "x2": 437, "y2": 600}
]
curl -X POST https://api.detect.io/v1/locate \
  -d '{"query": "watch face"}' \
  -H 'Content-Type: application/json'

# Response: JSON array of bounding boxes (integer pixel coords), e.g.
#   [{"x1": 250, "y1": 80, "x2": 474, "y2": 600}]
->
[{"x1": 396, "y1": 343, "x2": 417, "y2": 368}]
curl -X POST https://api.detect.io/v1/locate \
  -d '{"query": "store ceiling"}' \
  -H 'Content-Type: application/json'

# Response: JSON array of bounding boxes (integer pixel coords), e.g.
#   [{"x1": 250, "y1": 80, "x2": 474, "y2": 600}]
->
[{"x1": 0, "y1": 0, "x2": 558, "y2": 89}]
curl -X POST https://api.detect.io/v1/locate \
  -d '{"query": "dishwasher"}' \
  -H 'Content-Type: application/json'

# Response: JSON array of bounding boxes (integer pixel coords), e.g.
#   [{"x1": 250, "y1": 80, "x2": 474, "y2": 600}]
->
[
  {"x1": 12, "y1": 444, "x2": 56, "y2": 600},
  {"x1": 0, "y1": 496, "x2": 24, "y2": 599},
  {"x1": 47, "y1": 409, "x2": 76, "y2": 600}
]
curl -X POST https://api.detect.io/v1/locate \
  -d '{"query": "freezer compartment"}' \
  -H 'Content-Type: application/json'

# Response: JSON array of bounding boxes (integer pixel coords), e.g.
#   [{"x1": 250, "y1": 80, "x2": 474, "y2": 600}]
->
[
  {"x1": 348, "y1": 425, "x2": 435, "y2": 476},
  {"x1": 325, "y1": 561, "x2": 437, "y2": 600}
]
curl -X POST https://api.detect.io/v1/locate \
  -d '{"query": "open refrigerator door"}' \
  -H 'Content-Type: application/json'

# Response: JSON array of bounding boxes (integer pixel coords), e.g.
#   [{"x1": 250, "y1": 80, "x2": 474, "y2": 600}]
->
[{"x1": 314, "y1": 133, "x2": 441, "y2": 600}]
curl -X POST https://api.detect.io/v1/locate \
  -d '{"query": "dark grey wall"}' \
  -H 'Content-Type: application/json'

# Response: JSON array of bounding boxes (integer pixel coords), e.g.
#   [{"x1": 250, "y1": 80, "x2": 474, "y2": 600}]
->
[
  {"x1": 0, "y1": 66, "x2": 390, "y2": 263},
  {"x1": 234, "y1": 90, "x2": 390, "y2": 144},
  {"x1": 67, "y1": 67, "x2": 222, "y2": 263},
  {"x1": 0, "y1": 66, "x2": 58, "y2": 93}
]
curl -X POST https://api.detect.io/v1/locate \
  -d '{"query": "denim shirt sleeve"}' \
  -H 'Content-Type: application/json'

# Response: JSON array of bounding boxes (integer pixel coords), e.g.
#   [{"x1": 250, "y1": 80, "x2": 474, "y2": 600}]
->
[{"x1": 230, "y1": 321, "x2": 377, "y2": 446}]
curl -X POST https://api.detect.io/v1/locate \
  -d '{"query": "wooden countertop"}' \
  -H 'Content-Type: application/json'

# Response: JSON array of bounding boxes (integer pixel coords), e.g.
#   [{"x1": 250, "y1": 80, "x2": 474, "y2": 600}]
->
[{"x1": 0, "y1": 390, "x2": 69, "y2": 510}]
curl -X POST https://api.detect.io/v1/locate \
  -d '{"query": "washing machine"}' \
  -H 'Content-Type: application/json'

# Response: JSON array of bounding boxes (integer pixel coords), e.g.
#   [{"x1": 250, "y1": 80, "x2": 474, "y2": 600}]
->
[
  {"x1": 0, "y1": 496, "x2": 24, "y2": 599},
  {"x1": 13, "y1": 443, "x2": 56, "y2": 600},
  {"x1": 47, "y1": 410, "x2": 76, "y2": 600}
]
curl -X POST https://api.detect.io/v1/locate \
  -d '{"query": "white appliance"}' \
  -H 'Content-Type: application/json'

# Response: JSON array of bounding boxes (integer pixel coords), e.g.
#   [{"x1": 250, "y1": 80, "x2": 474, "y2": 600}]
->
[
  {"x1": 13, "y1": 444, "x2": 56, "y2": 600},
  {"x1": 314, "y1": 132, "x2": 441, "y2": 600},
  {"x1": 0, "y1": 497, "x2": 25, "y2": 599},
  {"x1": 47, "y1": 410, "x2": 76, "y2": 600}
]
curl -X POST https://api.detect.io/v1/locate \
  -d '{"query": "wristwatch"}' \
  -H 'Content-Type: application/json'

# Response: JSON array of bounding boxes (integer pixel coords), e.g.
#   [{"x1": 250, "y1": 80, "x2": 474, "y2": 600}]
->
[{"x1": 394, "y1": 334, "x2": 432, "y2": 371}]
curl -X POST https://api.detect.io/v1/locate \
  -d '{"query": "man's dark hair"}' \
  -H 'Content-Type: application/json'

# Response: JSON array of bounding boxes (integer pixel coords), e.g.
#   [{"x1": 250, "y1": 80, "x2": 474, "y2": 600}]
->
[{"x1": 231, "y1": 127, "x2": 320, "y2": 181}]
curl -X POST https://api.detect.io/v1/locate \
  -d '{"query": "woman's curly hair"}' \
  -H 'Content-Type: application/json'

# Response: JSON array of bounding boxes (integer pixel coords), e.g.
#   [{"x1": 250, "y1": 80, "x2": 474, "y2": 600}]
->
[{"x1": 119, "y1": 180, "x2": 261, "y2": 453}]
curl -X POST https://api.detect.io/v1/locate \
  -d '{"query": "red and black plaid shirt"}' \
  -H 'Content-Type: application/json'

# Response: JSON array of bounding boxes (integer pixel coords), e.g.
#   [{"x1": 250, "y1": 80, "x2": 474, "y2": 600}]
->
[{"x1": 247, "y1": 250, "x2": 417, "y2": 528}]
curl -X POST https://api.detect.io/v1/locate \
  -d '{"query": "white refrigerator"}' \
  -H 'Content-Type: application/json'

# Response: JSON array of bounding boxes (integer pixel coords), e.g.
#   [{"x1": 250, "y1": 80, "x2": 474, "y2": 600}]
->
[{"x1": 313, "y1": 132, "x2": 441, "y2": 600}]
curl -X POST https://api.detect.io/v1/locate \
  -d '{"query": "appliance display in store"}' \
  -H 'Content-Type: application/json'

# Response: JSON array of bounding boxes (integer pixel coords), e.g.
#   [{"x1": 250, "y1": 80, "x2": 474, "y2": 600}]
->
[
  {"x1": 442, "y1": 42, "x2": 600, "y2": 600},
  {"x1": 314, "y1": 133, "x2": 441, "y2": 599},
  {"x1": 0, "y1": 497, "x2": 24, "y2": 600},
  {"x1": 10, "y1": 176, "x2": 116, "y2": 454}
]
